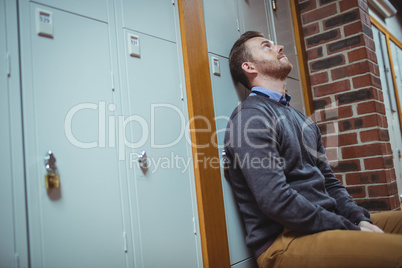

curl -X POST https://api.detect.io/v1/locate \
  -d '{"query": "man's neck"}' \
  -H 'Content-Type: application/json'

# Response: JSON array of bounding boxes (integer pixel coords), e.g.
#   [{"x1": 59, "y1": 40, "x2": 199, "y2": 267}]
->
[{"x1": 252, "y1": 77, "x2": 286, "y2": 96}]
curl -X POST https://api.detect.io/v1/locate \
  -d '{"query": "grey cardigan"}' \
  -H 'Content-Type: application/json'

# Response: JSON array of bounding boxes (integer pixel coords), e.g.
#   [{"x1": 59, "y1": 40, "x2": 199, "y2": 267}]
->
[{"x1": 224, "y1": 95, "x2": 369, "y2": 258}]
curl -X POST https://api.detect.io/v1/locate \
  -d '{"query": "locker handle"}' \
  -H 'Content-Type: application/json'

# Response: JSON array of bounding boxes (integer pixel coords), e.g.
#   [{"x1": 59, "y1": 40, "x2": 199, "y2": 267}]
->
[
  {"x1": 396, "y1": 148, "x2": 401, "y2": 159},
  {"x1": 138, "y1": 151, "x2": 148, "y2": 168}
]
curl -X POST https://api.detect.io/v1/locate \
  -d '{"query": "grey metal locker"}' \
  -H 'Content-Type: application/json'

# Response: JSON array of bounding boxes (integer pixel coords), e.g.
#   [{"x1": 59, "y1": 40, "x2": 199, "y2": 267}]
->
[
  {"x1": 209, "y1": 54, "x2": 256, "y2": 268},
  {"x1": 19, "y1": 3, "x2": 127, "y2": 267},
  {"x1": 121, "y1": 30, "x2": 202, "y2": 268}
]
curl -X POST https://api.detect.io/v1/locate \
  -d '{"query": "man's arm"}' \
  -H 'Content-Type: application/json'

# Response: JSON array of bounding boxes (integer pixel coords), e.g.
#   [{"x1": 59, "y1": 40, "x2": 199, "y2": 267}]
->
[{"x1": 313, "y1": 124, "x2": 383, "y2": 233}]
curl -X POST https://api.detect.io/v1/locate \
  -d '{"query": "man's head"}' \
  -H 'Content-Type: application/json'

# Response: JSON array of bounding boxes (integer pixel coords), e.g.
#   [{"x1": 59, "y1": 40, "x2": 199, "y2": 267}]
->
[
  {"x1": 229, "y1": 31, "x2": 292, "y2": 90},
  {"x1": 229, "y1": 31, "x2": 263, "y2": 89}
]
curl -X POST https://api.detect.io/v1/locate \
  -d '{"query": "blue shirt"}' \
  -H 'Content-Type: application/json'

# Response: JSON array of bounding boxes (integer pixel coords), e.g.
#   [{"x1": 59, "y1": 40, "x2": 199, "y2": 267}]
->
[{"x1": 249, "y1": 86, "x2": 291, "y2": 106}]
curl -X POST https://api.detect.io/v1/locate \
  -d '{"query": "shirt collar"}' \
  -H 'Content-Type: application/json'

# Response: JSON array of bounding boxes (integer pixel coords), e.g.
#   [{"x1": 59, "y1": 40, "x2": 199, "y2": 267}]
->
[{"x1": 249, "y1": 86, "x2": 292, "y2": 106}]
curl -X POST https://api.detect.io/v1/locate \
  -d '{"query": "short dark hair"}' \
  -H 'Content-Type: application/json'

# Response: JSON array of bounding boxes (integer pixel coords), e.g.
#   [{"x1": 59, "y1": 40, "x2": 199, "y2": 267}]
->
[{"x1": 229, "y1": 31, "x2": 264, "y2": 90}]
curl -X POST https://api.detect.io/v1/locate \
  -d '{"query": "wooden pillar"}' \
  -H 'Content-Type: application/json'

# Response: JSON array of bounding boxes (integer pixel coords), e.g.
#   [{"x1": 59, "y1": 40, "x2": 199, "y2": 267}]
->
[{"x1": 178, "y1": 0, "x2": 231, "y2": 267}]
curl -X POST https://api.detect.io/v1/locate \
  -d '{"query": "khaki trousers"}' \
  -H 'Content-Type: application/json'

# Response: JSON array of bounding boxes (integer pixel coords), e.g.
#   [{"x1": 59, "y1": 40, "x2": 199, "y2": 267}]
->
[{"x1": 257, "y1": 211, "x2": 402, "y2": 268}]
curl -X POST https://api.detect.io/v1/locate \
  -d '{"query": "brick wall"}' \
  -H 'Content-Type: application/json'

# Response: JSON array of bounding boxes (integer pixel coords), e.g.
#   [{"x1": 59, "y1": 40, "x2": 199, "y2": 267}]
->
[{"x1": 298, "y1": 0, "x2": 400, "y2": 211}]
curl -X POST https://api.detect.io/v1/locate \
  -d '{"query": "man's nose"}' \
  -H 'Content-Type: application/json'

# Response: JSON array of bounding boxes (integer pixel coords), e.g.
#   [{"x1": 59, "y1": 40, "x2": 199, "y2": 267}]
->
[{"x1": 277, "y1": 45, "x2": 284, "y2": 53}]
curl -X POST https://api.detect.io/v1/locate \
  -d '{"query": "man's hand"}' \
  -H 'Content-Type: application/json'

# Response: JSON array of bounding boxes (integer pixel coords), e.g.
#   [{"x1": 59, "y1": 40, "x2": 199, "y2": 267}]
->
[{"x1": 358, "y1": 221, "x2": 384, "y2": 233}]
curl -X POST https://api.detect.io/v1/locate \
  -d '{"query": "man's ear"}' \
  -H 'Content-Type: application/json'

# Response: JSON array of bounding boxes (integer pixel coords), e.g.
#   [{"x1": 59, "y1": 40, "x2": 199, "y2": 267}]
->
[{"x1": 241, "y1": 62, "x2": 258, "y2": 75}]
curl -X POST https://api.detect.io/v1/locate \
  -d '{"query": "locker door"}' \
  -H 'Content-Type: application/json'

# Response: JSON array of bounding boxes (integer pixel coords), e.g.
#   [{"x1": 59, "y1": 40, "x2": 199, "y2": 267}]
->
[
  {"x1": 20, "y1": 4, "x2": 127, "y2": 267},
  {"x1": 210, "y1": 54, "x2": 256, "y2": 267},
  {"x1": 237, "y1": 0, "x2": 271, "y2": 40},
  {"x1": 271, "y1": 0, "x2": 305, "y2": 113},
  {"x1": 27, "y1": 0, "x2": 108, "y2": 22},
  {"x1": 203, "y1": 0, "x2": 240, "y2": 57},
  {"x1": 271, "y1": 0, "x2": 299, "y2": 80},
  {"x1": 122, "y1": 31, "x2": 201, "y2": 268},
  {"x1": 0, "y1": 2, "x2": 28, "y2": 267},
  {"x1": 0, "y1": 2, "x2": 16, "y2": 266},
  {"x1": 121, "y1": 0, "x2": 176, "y2": 42},
  {"x1": 208, "y1": 55, "x2": 256, "y2": 268}
]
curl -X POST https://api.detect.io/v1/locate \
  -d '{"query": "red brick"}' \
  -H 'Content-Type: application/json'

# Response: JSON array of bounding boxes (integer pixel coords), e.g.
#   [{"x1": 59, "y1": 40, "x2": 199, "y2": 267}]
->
[
  {"x1": 360, "y1": 129, "x2": 379, "y2": 143},
  {"x1": 345, "y1": 170, "x2": 391, "y2": 185},
  {"x1": 325, "y1": 147, "x2": 338, "y2": 161},
  {"x1": 358, "y1": 0, "x2": 369, "y2": 13},
  {"x1": 336, "y1": 87, "x2": 381, "y2": 106},
  {"x1": 381, "y1": 142, "x2": 392, "y2": 155},
  {"x1": 323, "y1": 10, "x2": 360, "y2": 31},
  {"x1": 358, "y1": 8, "x2": 371, "y2": 26},
  {"x1": 331, "y1": 159, "x2": 361, "y2": 173},
  {"x1": 339, "y1": 61, "x2": 380, "y2": 80},
  {"x1": 357, "y1": 101, "x2": 386, "y2": 115},
  {"x1": 306, "y1": 46, "x2": 324, "y2": 60},
  {"x1": 351, "y1": 47, "x2": 378, "y2": 64},
  {"x1": 355, "y1": 195, "x2": 399, "y2": 211},
  {"x1": 339, "y1": 132, "x2": 358, "y2": 146},
  {"x1": 340, "y1": 0, "x2": 358, "y2": 12},
  {"x1": 338, "y1": 114, "x2": 380, "y2": 132},
  {"x1": 313, "y1": 79, "x2": 351, "y2": 97},
  {"x1": 335, "y1": 174, "x2": 344, "y2": 184},
  {"x1": 348, "y1": 47, "x2": 366, "y2": 62},
  {"x1": 344, "y1": 21, "x2": 364, "y2": 37},
  {"x1": 323, "y1": 135, "x2": 338, "y2": 148},
  {"x1": 299, "y1": 0, "x2": 317, "y2": 14},
  {"x1": 313, "y1": 96, "x2": 333, "y2": 111},
  {"x1": 302, "y1": 3, "x2": 337, "y2": 24},
  {"x1": 380, "y1": 114, "x2": 388, "y2": 128},
  {"x1": 368, "y1": 184, "x2": 389, "y2": 197},
  {"x1": 368, "y1": 181, "x2": 398, "y2": 197},
  {"x1": 360, "y1": 128, "x2": 390, "y2": 143},
  {"x1": 310, "y1": 54, "x2": 345, "y2": 72},
  {"x1": 303, "y1": 22, "x2": 320, "y2": 37},
  {"x1": 346, "y1": 185, "x2": 367, "y2": 198},
  {"x1": 363, "y1": 34, "x2": 376, "y2": 51},
  {"x1": 307, "y1": 29, "x2": 341, "y2": 48},
  {"x1": 364, "y1": 155, "x2": 394, "y2": 170},
  {"x1": 331, "y1": 61, "x2": 370, "y2": 80},
  {"x1": 318, "y1": 122, "x2": 336, "y2": 134},
  {"x1": 371, "y1": 63, "x2": 380, "y2": 76},
  {"x1": 320, "y1": 105, "x2": 353, "y2": 121},
  {"x1": 379, "y1": 129, "x2": 390, "y2": 140},
  {"x1": 310, "y1": 71, "x2": 329, "y2": 85},
  {"x1": 377, "y1": 88, "x2": 384, "y2": 102},
  {"x1": 327, "y1": 34, "x2": 365, "y2": 55},
  {"x1": 352, "y1": 73, "x2": 382, "y2": 89},
  {"x1": 341, "y1": 143, "x2": 383, "y2": 159}
]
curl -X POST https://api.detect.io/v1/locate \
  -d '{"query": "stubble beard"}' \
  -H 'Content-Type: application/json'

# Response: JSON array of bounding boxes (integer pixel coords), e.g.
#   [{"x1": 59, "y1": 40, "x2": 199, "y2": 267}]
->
[{"x1": 254, "y1": 58, "x2": 293, "y2": 81}]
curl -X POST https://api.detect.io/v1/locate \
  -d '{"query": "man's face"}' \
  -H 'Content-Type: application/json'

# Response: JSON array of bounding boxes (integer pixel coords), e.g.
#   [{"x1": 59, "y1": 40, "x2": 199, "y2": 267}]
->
[{"x1": 245, "y1": 37, "x2": 293, "y2": 80}]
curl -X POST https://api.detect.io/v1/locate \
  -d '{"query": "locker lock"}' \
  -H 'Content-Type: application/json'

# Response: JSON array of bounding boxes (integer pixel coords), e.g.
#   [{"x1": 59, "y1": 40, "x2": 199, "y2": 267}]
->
[
  {"x1": 44, "y1": 151, "x2": 60, "y2": 189},
  {"x1": 272, "y1": 0, "x2": 277, "y2": 11}
]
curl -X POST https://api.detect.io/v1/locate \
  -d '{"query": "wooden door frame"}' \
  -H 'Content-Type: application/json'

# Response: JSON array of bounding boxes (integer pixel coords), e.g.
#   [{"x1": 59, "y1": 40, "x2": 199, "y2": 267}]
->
[{"x1": 371, "y1": 16, "x2": 402, "y2": 137}]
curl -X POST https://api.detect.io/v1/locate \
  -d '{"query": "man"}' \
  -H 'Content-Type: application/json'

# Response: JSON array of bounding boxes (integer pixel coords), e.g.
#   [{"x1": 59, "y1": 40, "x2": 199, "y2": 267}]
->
[{"x1": 224, "y1": 31, "x2": 402, "y2": 268}]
